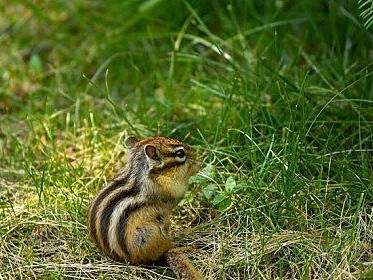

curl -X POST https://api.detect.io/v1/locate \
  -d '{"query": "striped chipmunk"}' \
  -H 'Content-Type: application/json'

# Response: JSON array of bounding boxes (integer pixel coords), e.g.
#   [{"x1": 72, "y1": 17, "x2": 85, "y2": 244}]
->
[{"x1": 87, "y1": 136, "x2": 203, "y2": 280}]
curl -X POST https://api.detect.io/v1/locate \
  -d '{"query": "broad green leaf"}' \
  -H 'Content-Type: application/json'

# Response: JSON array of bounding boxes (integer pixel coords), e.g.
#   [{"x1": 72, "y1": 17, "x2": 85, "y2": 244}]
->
[
  {"x1": 202, "y1": 184, "x2": 216, "y2": 200},
  {"x1": 30, "y1": 54, "x2": 42, "y2": 74},
  {"x1": 190, "y1": 164, "x2": 215, "y2": 183},
  {"x1": 225, "y1": 176, "x2": 236, "y2": 192},
  {"x1": 201, "y1": 164, "x2": 215, "y2": 177},
  {"x1": 211, "y1": 194, "x2": 225, "y2": 205},
  {"x1": 217, "y1": 197, "x2": 232, "y2": 211}
]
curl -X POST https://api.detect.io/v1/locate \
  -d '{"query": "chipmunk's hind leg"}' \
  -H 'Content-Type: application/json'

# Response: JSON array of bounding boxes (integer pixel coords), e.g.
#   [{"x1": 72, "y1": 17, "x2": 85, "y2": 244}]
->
[{"x1": 126, "y1": 222, "x2": 173, "y2": 264}]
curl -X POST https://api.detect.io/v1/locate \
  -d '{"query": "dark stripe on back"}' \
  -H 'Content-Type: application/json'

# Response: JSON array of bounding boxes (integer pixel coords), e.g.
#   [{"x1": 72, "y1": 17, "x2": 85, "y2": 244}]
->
[
  {"x1": 116, "y1": 202, "x2": 146, "y2": 256},
  {"x1": 99, "y1": 184, "x2": 141, "y2": 252},
  {"x1": 89, "y1": 173, "x2": 130, "y2": 244}
]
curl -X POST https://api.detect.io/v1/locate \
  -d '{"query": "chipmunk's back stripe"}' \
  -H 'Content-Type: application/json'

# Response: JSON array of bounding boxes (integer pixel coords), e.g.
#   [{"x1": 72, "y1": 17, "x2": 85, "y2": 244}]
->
[
  {"x1": 99, "y1": 185, "x2": 140, "y2": 253},
  {"x1": 89, "y1": 174, "x2": 129, "y2": 243},
  {"x1": 116, "y1": 202, "x2": 146, "y2": 255},
  {"x1": 107, "y1": 197, "x2": 133, "y2": 258}
]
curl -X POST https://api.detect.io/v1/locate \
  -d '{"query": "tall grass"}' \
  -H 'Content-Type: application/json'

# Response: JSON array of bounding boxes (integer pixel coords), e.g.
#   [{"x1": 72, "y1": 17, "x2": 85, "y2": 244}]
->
[{"x1": 1, "y1": 1, "x2": 372, "y2": 279}]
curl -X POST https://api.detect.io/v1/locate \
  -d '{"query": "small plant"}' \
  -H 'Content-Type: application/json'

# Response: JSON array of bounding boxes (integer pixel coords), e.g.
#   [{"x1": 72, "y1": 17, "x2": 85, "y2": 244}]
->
[
  {"x1": 206, "y1": 176, "x2": 244, "y2": 212},
  {"x1": 197, "y1": 165, "x2": 244, "y2": 212}
]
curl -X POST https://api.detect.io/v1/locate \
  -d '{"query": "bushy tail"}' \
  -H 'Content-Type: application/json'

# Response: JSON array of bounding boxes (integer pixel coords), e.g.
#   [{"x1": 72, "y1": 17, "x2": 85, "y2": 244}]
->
[{"x1": 165, "y1": 248, "x2": 203, "y2": 280}]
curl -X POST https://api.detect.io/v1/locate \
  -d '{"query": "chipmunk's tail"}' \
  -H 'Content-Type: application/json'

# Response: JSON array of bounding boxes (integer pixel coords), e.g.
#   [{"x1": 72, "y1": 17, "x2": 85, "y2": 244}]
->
[{"x1": 165, "y1": 248, "x2": 203, "y2": 280}]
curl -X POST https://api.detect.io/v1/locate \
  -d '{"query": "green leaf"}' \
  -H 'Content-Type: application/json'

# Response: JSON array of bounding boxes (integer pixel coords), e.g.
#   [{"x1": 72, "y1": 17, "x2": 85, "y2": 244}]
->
[
  {"x1": 211, "y1": 194, "x2": 225, "y2": 205},
  {"x1": 217, "y1": 197, "x2": 232, "y2": 212},
  {"x1": 190, "y1": 164, "x2": 215, "y2": 183},
  {"x1": 225, "y1": 176, "x2": 236, "y2": 192},
  {"x1": 202, "y1": 184, "x2": 216, "y2": 200},
  {"x1": 29, "y1": 54, "x2": 42, "y2": 74},
  {"x1": 201, "y1": 164, "x2": 215, "y2": 177},
  {"x1": 139, "y1": 0, "x2": 165, "y2": 14},
  {"x1": 180, "y1": 191, "x2": 194, "y2": 206}
]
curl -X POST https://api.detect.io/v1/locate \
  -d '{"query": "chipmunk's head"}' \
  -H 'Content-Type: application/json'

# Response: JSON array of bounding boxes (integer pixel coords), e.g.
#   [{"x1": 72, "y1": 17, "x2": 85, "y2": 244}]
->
[{"x1": 125, "y1": 136, "x2": 202, "y2": 182}]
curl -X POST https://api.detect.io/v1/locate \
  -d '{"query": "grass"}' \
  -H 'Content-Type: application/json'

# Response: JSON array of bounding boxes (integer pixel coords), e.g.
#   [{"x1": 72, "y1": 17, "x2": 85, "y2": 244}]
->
[{"x1": 0, "y1": 0, "x2": 372, "y2": 279}]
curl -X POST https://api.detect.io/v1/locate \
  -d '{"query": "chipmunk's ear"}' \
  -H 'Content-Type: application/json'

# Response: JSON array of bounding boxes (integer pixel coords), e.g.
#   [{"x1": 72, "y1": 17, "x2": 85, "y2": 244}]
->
[
  {"x1": 125, "y1": 136, "x2": 140, "y2": 148},
  {"x1": 144, "y1": 144, "x2": 163, "y2": 168}
]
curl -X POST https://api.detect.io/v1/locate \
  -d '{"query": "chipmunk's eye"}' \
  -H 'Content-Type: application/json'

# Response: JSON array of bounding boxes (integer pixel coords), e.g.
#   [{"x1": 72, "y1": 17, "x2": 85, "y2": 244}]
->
[{"x1": 175, "y1": 149, "x2": 185, "y2": 159}]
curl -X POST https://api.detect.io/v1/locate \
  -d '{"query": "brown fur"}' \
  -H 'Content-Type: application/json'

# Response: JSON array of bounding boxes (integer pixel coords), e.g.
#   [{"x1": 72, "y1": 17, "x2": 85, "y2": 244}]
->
[{"x1": 87, "y1": 136, "x2": 203, "y2": 280}]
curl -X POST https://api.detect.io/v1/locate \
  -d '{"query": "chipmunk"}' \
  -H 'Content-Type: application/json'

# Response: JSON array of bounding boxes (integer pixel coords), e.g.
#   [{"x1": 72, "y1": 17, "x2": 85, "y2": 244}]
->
[{"x1": 87, "y1": 136, "x2": 203, "y2": 280}]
